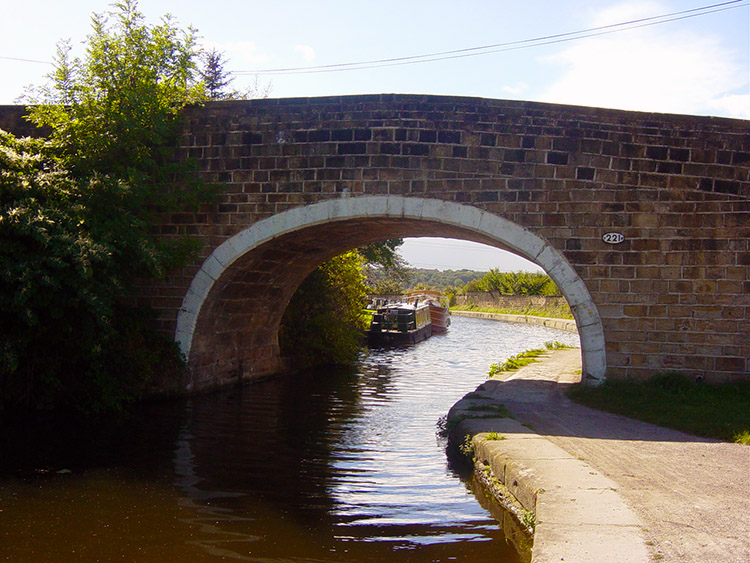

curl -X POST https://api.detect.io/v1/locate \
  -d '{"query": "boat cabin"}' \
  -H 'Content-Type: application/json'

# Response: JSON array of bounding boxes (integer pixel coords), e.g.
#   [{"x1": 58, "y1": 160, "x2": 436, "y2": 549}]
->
[{"x1": 367, "y1": 301, "x2": 432, "y2": 345}]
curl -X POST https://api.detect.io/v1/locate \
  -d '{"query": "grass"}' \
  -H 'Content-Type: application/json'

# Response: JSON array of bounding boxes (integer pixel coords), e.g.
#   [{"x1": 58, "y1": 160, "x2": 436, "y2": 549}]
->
[
  {"x1": 488, "y1": 348, "x2": 547, "y2": 377},
  {"x1": 452, "y1": 303, "x2": 574, "y2": 320},
  {"x1": 459, "y1": 434, "x2": 474, "y2": 457},
  {"x1": 487, "y1": 341, "x2": 573, "y2": 378},
  {"x1": 567, "y1": 372, "x2": 750, "y2": 445}
]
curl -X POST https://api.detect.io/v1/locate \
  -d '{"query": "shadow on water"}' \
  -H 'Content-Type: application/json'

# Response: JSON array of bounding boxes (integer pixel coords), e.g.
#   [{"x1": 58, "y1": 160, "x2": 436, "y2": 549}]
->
[
  {"x1": 0, "y1": 316, "x2": 578, "y2": 561},
  {"x1": 165, "y1": 365, "x2": 523, "y2": 562}
]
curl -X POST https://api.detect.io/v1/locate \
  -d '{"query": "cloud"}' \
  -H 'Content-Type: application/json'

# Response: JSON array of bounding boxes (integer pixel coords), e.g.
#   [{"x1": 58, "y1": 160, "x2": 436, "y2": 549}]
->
[
  {"x1": 202, "y1": 40, "x2": 269, "y2": 66},
  {"x1": 294, "y1": 44, "x2": 316, "y2": 62},
  {"x1": 501, "y1": 82, "x2": 528, "y2": 96},
  {"x1": 538, "y1": 2, "x2": 748, "y2": 117},
  {"x1": 709, "y1": 94, "x2": 750, "y2": 120},
  {"x1": 588, "y1": 0, "x2": 664, "y2": 26}
]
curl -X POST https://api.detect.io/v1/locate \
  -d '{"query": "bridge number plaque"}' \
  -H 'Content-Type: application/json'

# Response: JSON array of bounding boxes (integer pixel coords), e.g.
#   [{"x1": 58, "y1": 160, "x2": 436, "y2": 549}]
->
[{"x1": 602, "y1": 232, "x2": 625, "y2": 244}]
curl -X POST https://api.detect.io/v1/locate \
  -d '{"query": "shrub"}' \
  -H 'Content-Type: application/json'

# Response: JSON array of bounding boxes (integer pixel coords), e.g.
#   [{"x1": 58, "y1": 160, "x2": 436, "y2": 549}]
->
[{"x1": 279, "y1": 252, "x2": 369, "y2": 367}]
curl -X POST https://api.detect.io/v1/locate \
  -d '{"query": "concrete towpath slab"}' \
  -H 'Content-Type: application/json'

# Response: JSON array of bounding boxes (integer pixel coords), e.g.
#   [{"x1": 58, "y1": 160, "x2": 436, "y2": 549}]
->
[
  {"x1": 480, "y1": 348, "x2": 750, "y2": 563},
  {"x1": 461, "y1": 413, "x2": 649, "y2": 563}
]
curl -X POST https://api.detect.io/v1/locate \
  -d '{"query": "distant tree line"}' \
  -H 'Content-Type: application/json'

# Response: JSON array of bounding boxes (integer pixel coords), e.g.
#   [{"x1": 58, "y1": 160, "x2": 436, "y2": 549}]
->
[
  {"x1": 366, "y1": 267, "x2": 560, "y2": 297},
  {"x1": 463, "y1": 269, "x2": 561, "y2": 296},
  {"x1": 407, "y1": 269, "x2": 486, "y2": 289}
]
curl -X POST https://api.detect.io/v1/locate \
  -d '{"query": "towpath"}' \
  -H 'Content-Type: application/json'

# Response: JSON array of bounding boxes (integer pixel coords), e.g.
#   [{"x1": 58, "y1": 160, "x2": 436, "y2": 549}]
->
[{"x1": 491, "y1": 348, "x2": 750, "y2": 563}]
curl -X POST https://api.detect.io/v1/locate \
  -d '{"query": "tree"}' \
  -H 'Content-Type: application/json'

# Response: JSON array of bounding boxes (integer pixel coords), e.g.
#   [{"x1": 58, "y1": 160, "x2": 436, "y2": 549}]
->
[
  {"x1": 201, "y1": 48, "x2": 234, "y2": 100},
  {"x1": 2, "y1": 1, "x2": 208, "y2": 415},
  {"x1": 463, "y1": 269, "x2": 561, "y2": 296},
  {"x1": 0, "y1": 131, "x2": 186, "y2": 414},
  {"x1": 358, "y1": 239, "x2": 404, "y2": 269},
  {"x1": 25, "y1": 1, "x2": 205, "y2": 182},
  {"x1": 361, "y1": 239, "x2": 411, "y2": 294},
  {"x1": 279, "y1": 238, "x2": 413, "y2": 367},
  {"x1": 199, "y1": 48, "x2": 271, "y2": 101},
  {"x1": 279, "y1": 252, "x2": 368, "y2": 367}
]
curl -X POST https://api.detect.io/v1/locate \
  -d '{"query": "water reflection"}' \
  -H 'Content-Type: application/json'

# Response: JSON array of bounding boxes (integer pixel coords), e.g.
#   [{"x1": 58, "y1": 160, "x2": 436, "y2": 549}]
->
[{"x1": 1, "y1": 316, "x2": 578, "y2": 562}]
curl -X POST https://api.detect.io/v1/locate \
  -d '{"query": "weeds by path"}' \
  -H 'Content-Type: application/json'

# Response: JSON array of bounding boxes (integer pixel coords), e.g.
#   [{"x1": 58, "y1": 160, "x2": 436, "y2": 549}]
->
[
  {"x1": 488, "y1": 341, "x2": 572, "y2": 378},
  {"x1": 567, "y1": 373, "x2": 750, "y2": 445}
]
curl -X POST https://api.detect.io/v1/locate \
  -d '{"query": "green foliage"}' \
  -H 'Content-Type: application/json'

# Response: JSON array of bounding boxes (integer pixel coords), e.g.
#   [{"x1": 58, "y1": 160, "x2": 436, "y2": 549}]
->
[
  {"x1": 1, "y1": 132, "x2": 108, "y2": 381},
  {"x1": 487, "y1": 348, "x2": 547, "y2": 378},
  {"x1": 200, "y1": 48, "x2": 234, "y2": 100},
  {"x1": 281, "y1": 241, "x2": 408, "y2": 367},
  {"x1": 465, "y1": 269, "x2": 560, "y2": 296},
  {"x1": 367, "y1": 277, "x2": 407, "y2": 296},
  {"x1": 0, "y1": 131, "x2": 184, "y2": 413},
  {"x1": 24, "y1": 0, "x2": 205, "y2": 182},
  {"x1": 374, "y1": 267, "x2": 559, "y2": 296},
  {"x1": 366, "y1": 266, "x2": 488, "y2": 297},
  {"x1": 458, "y1": 434, "x2": 475, "y2": 457},
  {"x1": 359, "y1": 239, "x2": 404, "y2": 269},
  {"x1": 545, "y1": 340, "x2": 573, "y2": 350},
  {"x1": 1, "y1": 1, "x2": 212, "y2": 415},
  {"x1": 22, "y1": 0, "x2": 213, "y2": 250},
  {"x1": 486, "y1": 342, "x2": 572, "y2": 378},
  {"x1": 362, "y1": 239, "x2": 410, "y2": 294},
  {"x1": 520, "y1": 509, "x2": 536, "y2": 531},
  {"x1": 567, "y1": 373, "x2": 750, "y2": 445},
  {"x1": 406, "y1": 268, "x2": 485, "y2": 291},
  {"x1": 279, "y1": 251, "x2": 369, "y2": 367}
]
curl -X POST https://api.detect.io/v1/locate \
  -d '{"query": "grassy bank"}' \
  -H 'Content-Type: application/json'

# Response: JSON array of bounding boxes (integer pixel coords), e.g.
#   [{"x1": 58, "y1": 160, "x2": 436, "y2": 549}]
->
[
  {"x1": 488, "y1": 342, "x2": 572, "y2": 378},
  {"x1": 451, "y1": 303, "x2": 574, "y2": 320},
  {"x1": 567, "y1": 373, "x2": 750, "y2": 445}
]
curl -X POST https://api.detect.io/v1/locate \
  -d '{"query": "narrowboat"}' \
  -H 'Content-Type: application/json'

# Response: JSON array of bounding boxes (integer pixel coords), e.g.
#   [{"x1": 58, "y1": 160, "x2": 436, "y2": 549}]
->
[
  {"x1": 407, "y1": 290, "x2": 451, "y2": 333},
  {"x1": 367, "y1": 301, "x2": 433, "y2": 345}
]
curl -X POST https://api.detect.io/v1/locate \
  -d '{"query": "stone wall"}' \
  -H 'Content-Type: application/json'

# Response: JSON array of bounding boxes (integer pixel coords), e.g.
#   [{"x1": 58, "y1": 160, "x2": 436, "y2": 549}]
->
[
  {"x1": 0, "y1": 106, "x2": 44, "y2": 137},
  {"x1": 454, "y1": 293, "x2": 569, "y2": 312},
  {"x1": 1, "y1": 95, "x2": 748, "y2": 388}
]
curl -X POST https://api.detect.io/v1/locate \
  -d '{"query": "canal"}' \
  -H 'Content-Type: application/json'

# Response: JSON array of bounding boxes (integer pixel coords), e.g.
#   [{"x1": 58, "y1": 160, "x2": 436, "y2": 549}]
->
[{"x1": 0, "y1": 315, "x2": 579, "y2": 562}]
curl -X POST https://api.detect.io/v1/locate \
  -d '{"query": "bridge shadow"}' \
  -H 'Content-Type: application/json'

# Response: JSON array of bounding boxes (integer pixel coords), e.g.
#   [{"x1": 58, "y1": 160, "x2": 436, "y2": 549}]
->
[{"x1": 458, "y1": 377, "x2": 721, "y2": 445}]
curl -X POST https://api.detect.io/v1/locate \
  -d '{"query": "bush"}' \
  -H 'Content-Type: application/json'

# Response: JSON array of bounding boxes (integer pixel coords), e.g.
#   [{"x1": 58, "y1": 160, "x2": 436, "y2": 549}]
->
[
  {"x1": 279, "y1": 252, "x2": 369, "y2": 367},
  {"x1": 0, "y1": 131, "x2": 186, "y2": 414},
  {"x1": 2, "y1": 1, "x2": 209, "y2": 415},
  {"x1": 463, "y1": 269, "x2": 560, "y2": 295}
]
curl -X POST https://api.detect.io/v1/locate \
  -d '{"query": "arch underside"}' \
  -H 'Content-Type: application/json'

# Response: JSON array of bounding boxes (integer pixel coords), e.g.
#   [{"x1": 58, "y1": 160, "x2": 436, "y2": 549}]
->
[{"x1": 178, "y1": 197, "x2": 606, "y2": 391}]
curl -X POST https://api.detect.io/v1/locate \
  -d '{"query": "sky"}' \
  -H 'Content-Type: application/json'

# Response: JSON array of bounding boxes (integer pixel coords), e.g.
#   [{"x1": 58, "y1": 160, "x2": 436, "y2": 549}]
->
[{"x1": 1, "y1": 0, "x2": 748, "y2": 271}]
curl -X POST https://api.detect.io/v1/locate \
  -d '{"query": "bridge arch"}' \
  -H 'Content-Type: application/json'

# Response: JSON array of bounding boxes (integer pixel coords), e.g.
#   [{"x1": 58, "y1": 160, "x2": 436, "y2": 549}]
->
[
  {"x1": 176, "y1": 195, "x2": 605, "y2": 391},
  {"x1": 6, "y1": 95, "x2": 745, "y2": 387}
]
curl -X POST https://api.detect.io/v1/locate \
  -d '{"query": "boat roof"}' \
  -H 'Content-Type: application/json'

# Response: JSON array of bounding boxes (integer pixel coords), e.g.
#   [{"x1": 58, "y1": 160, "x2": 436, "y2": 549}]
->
[
  {"x1": 407, "y1": 290, "x2": 443, "y2": 298},
  {"x1": 377, "y1": 301, "x2": 428, "y2": 311}
]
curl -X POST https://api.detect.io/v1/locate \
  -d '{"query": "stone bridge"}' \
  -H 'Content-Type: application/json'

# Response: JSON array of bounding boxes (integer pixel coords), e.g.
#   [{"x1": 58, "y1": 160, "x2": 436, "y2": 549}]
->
[{"x1": 2, "y1": 95, "x2": 749, "y2": 391}]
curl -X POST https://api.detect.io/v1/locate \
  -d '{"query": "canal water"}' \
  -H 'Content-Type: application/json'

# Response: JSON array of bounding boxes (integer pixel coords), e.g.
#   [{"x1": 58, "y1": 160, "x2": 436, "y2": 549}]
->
[{"x1": 0, "y1": 315, "x2": 579, "y2": 562}]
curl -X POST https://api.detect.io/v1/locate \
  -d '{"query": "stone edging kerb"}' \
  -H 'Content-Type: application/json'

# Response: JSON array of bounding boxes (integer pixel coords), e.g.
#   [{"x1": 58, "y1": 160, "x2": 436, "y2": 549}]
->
[
  {"x1": 447, "y1": 380, "x2": 649, "y2": 563},
  {"x1": 451, "y1": 310, "x2": 577, "y2": 333}
]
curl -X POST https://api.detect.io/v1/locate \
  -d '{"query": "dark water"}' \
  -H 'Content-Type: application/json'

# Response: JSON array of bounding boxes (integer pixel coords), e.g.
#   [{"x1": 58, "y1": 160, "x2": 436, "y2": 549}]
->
[{"x1": 0, "y1": 316, "x2": 578, "y2": 562}]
